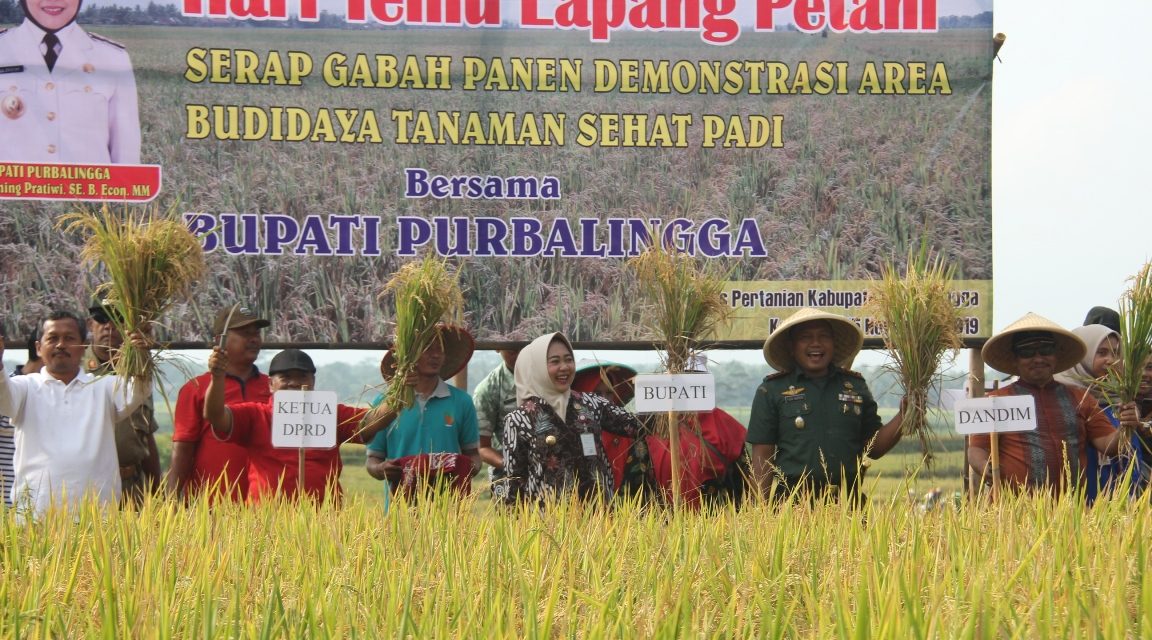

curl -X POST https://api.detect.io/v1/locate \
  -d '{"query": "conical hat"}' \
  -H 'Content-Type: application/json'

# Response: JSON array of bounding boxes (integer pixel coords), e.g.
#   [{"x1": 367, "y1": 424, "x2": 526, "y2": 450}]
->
[
  {"x1": 572, "y1": 360, "x2": 638, "y2": 404},
  {"x1": 763, "y1": 308, "x2": 863, "y2": 372},
  {"x1": 981, "y1": 312, "x2": 1086, "y2": 376},
  {"x1": 381, "y1": 324, "x2": 475, "y2": 382}
]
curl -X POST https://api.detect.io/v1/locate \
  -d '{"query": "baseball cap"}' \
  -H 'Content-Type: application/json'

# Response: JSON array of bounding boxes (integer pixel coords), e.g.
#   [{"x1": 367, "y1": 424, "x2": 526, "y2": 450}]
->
[
  {"x1": 268, "y1": 349, "x2": 317, "y2": 375},
  {"x1": 88, "y1": 299, "x2": 122, "y2": 324},
  {"x1": 212, "y1": 304, "x2": 271, "y2": 335}
]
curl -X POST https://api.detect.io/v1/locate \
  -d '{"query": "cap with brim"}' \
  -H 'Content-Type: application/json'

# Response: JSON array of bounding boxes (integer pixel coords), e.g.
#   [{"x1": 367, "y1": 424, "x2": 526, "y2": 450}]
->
[
  {"x1": 763, "y1": 307, "x2": 863, "y2": 372},
  {"x1": 88, "y1": 299, "x2": 122, "y2": 324},
  {"x1": 381, "y1": 324, "x2": 475, "y2": 382},
  {"x1": 572, "y1": 360, "x2": 638, "y2": 403},
  {"x1": 268, "y1": 349, "x2": 316, "y2": 376},
  {"x1": 213, "y1": 305, "x2": 271, "y2": 335},
  {"x1": 981, "y1": 312, "x2": 1086, "y2": 376}
]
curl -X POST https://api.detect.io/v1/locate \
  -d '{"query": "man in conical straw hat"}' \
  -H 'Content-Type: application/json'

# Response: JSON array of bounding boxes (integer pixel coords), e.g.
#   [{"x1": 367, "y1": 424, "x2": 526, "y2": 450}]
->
[
  {"x1": 746, "y1": 308, "x2": 907, "y2": 502},
  {"x1": 968, "y1": 312, "x2": 1142, "y2": 493},
  {"x1": 365, "y1": 324, "x2": 481, "y2": 497}
]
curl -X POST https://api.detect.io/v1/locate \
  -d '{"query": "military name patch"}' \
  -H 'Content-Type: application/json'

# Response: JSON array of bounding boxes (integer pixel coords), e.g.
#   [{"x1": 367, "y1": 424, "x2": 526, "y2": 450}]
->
[{"x1": 0, "y1": 65, "x2": 23, "y2": 74}]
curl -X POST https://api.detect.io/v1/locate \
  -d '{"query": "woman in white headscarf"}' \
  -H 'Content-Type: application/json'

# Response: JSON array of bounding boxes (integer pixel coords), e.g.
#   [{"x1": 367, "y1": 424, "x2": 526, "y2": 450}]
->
[
  {"x1": 1055, "y1": 324, "x2": 1143, "y2": 500},
  {"x1": 492, "y1": 332, "x2": 643, "y2": 505}
]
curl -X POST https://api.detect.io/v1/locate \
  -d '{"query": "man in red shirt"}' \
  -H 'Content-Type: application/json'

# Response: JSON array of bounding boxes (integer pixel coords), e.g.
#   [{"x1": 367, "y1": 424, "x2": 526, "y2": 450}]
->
[
  {"x1": 167, "y1": 305, "x2": 271, "y2": 501},
  {"x1": 969, "y1": 312, "x2": 1141, "y2": 493},
  {"x1": 203, "y1": 348, "x2": 398, "y2": 503}
]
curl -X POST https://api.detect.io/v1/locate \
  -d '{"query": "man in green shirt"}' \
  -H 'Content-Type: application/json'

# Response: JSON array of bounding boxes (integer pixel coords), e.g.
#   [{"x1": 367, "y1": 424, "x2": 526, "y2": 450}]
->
[{"x1": 746, "y1": 308, "x2": 905, "y2": 501}]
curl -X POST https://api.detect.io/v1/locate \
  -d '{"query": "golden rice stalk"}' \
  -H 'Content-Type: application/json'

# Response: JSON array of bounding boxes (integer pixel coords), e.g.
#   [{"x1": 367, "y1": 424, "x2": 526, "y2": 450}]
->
[
  {"x1": 864, "y1": 247, "x2": 963, "y2": 464},
  {"x1": 382, "y1": 255, "x2": 463, "y2": 411},
  {"x1": 58, "y1": 203, "x2": 206, "y2": 379},
  {"x1": 628, "y1": 247, "x2": 732, "y2": 438},
  {"x1": 1096, "y1": 262, "x2": 1152, "y2": 451}
]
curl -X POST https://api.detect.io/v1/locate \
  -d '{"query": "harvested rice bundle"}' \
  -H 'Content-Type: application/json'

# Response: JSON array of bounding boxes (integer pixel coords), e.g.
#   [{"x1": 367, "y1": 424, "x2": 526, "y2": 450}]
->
[
  {"x1": 59, "y1": 203, "x2": 206, "y2": 379},
  {"x1": 864, "y1": 248, "x2": 962, "y2": 462},
  {"x1": 1096, "y1": 262, "x2": 1152, "y2": 449},
  {"x1": 382, "y1": 255, "x2": 464, "y2": 411},
  {"x1": 628, "y1": 247, "x2": 732, "y2": 377}
]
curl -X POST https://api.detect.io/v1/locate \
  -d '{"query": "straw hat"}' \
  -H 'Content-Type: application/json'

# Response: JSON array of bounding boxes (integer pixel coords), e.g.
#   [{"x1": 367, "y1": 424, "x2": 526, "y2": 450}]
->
[
  {"x1": 762, "y1": 308, "x2": 863, "y2": 372},
  {"x1": 380, "y1": 324, "x2": 475, "y2": 381},
  {"x1": 572, "y1": 360, "x2": 638, "y2": 404},
  {"x1": 981, "y1": 312, "x2": 1086, "y2": 376}
]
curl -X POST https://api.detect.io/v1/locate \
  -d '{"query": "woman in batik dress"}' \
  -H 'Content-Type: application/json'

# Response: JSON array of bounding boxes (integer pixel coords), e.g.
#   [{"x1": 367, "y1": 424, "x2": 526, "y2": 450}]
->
[{"x1": 492, "y1": 332, "x2": 643, "y2": 505}]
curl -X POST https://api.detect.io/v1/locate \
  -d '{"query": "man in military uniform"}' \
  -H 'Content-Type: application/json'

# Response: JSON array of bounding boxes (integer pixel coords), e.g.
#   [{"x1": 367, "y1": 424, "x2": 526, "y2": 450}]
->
[
  {"x1": 86, "y1": 301, "x2": 160, "y2": 505},
  {"x1": 747, "y1": 308, "x2": 906, "y2": 501},
  {"x1": 0, "y1": 0, "x2": 140, "y2": 164}
]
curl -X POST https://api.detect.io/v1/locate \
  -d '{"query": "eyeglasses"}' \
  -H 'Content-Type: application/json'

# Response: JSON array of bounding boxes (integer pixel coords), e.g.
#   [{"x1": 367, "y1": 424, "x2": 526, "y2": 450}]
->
[{"x1": 1013, "y1": 345, "x2": 1056, "y2": 358}]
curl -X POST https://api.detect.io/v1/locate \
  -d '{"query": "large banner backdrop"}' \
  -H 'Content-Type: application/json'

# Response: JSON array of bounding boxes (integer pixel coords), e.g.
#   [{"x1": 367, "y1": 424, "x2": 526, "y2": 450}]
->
[{"x1": 0, "y1": 0, "x2": 994, "y2": 345}]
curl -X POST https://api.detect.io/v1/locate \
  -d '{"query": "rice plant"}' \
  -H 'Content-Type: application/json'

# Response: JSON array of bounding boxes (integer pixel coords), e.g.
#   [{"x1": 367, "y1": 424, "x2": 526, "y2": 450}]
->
[
  {"x1": 864, "y1": 246, "x2": 963, "y2": 464},
  {"x1": 57, "y1": 202, "x2": 206, "y2": 379},
  {"x1": 381, "y1": 255, "x2": 464, "y2": 410}
]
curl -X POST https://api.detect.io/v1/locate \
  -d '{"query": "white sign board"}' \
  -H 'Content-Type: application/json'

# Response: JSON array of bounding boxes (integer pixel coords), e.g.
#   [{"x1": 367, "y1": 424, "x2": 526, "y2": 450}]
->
[
  {"x1": 634, "y1": 373, "x2": 716, "y2": 414},
  {"x1": 271, "y1": 390, "x2": 339, "y2": 449},
  {"x1": 953, "y1": 395, "x2": 1038, "y2": 435}
]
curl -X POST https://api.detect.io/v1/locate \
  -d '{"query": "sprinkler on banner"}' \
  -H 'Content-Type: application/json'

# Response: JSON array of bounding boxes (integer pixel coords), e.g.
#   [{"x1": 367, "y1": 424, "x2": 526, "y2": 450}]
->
[{"x1": 993, "y1": 33, "x2": 1007, "y2": 61}]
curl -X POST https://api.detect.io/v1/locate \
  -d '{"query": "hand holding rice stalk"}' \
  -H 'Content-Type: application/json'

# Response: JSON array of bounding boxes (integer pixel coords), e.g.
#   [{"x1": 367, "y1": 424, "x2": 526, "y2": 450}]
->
[
  {"x1": 864, "y1": 247, "x2": 962, "y2": 464},
  {"x1": 382, "y1": 255, "x2": 464, "y2": 411},
  {"x1": 58, "y1": 203, "x2": 206, "y2": 379},
  {"x1": 1094, "y1": 261, "x2": 1152, "y2": 451}
]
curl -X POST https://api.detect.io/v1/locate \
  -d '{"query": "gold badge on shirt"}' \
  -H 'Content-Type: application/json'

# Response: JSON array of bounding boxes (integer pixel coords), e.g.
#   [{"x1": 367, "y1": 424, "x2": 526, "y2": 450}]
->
[{"x1": 1, "y1": 94, "x2": 23, "y2": 120}]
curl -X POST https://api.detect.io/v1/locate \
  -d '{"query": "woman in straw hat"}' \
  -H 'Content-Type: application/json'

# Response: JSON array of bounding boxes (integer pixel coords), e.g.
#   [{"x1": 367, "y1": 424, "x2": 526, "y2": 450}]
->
[
  {"x1": 968, "y1": 313, "x2": 1142, "y2": 494},
  {"x1": 746, "y1": 308, "x2": 907, "y2": 502},
  {"x1": 493, "y1": 333, "x2": 644, "y2": 505},
  {"x1": 365, "y1": 324, "x2": 481, "y2": 497}
]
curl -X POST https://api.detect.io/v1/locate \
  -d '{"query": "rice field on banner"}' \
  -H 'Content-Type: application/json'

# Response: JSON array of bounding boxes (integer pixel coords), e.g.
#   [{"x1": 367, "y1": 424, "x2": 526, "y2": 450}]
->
[{"x1": 0, "y1": 11, "x2": 993, "y2": 344}]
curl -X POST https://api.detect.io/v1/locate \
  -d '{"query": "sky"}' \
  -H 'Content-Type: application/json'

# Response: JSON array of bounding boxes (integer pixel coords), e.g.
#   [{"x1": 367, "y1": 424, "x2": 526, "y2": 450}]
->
[
  {"x1": 990, "y1": 0, "x2": 1152, "y2": 332},
  {"x1": 571, "y1": 0, "x2": 1152, "y2": 370}
]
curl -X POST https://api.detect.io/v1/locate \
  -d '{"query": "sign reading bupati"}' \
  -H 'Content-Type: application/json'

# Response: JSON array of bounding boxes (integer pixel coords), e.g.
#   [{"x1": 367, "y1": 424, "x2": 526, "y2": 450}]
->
[
  {"x1": 634, "y1": 373, "x2": 716, "y2": 414},
  {"x1": 271, "y1": 390, "x2": 338, "y2": 449},
  {"x1": 0, "y1": 1, "x2": 993, "y2": 344},
  {"x1": 953, "y1": 396, "x2": 1038, "y2": 435}
]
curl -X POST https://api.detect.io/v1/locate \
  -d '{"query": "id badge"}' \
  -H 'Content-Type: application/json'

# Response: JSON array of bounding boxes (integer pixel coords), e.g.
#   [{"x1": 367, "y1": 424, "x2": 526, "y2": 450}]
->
[{"x1": 580, "y1": 432, "x2": 597, "y2": 456}]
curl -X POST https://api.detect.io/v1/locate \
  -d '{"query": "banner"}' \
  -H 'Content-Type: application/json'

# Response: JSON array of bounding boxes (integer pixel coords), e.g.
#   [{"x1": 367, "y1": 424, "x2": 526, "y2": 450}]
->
[{"x1": 0, "y1": 0, "x2": 994, "y2": 344}]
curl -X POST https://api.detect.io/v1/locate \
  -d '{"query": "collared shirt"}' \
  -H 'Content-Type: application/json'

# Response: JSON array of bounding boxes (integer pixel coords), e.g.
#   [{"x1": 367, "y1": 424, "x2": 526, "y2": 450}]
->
[
  {"x1": 0, "y1": 20, "x2": 140, "y2": 164},
  {"x1": 219, "y1": 399, "x2": 367, "y2": 504},
  {"x1": 746, "y1": 367, "x2": 881, "y2": 490},
  {"x1": 472, "y1": 363, "x2": 517, "y2": 481},
  {"x1": 367, "y1": 380, "x2": 480, "y2": 460},
  {"x1": 473, "y1": 364, "x2": 517, "y2": 442},
  {"x1": 85, "y1": 345, "x2": 158, "y2": 468},
  {"x1": 367, "y1": 381, "x2": 479, "y2": 500},
  {"x1": 0, "y1": 369, "x2": 149, "y2": 515},
  {"x1": 0, "y1": 414, "x2": 13, "y2": 507},
  {"x1": 970, "y1": 380, "x2": 1116, "y2": 492},
  {"x1": 173, "y1": 368, "x2": 271, "y2": 501}
]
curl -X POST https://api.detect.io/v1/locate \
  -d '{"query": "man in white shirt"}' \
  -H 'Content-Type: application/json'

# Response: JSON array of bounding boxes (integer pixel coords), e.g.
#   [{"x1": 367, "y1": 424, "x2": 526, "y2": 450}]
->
[{"x1": 0, "y1": 311, "x2": 150, "y2": 515}]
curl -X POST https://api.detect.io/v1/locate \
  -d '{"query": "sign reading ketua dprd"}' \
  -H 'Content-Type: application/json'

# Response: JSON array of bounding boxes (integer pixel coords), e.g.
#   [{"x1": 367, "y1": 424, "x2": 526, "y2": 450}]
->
[{"x1": 272, "y1": 390, "x2": 338, "y2": 448}]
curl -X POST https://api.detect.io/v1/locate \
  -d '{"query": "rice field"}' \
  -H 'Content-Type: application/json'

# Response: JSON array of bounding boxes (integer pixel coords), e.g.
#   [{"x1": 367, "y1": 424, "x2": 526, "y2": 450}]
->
[{"x1": 2, "y1": 488, "x2": 1149, "y2": 638}]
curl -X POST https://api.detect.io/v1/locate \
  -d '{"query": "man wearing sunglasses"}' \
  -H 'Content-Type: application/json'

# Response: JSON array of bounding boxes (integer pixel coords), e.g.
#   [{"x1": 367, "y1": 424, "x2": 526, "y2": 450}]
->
[{"x1": 968, "y1": 313, "x2": 1142, "y2": 493}]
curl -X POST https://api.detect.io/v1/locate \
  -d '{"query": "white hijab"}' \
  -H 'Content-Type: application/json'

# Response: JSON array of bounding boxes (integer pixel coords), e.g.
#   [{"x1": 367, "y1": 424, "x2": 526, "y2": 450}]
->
[
  {"x1": 515, "y1": 332, "x2": 574, "y2": 421},
  {"x1": 1055, "y1": 324, "x2": 1119, "y2": 388}
]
